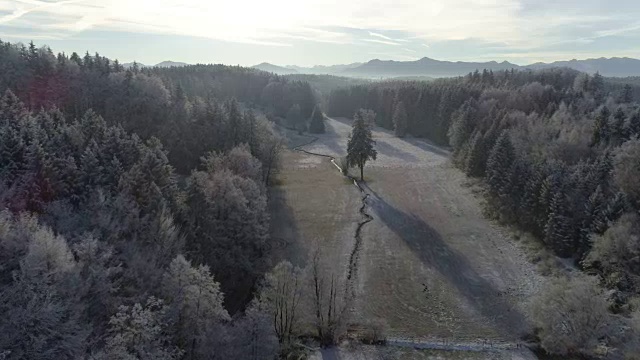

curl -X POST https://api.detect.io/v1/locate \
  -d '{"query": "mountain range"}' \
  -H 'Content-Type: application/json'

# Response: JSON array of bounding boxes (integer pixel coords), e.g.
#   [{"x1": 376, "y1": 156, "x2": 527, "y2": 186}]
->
[
  {"x1": 253, "y1": 57, "x2": 640, "y2": 78},
  {"x1": 122, "y1": 60, "x2": 189, "y2": 69},
  {"x1": 124, "y1": 57, "x2": 640, "y2": 78}
]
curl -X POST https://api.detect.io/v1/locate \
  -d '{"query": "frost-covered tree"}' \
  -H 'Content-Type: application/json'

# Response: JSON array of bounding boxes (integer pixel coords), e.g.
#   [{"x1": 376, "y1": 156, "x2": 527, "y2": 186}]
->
[
  {"x1": 162, "y1": 255, "x2": 229, "y2": 357},
  {"x1": 95, "y1": 297, "x2": 182, "y2": 360},
  {"x1": 286, "y1": 104, "x2": 304, "y2": 133},
  {"x1": 186, "y1": 159, "x2": 269, "y2": 310},
  {"x1": 533, "y1": 276, "x2": 611, "y2": 357},
  {"x1": 347, "y1": 109, "x2": 377, "y2": 181},
  {"x1": 613, "y1": 138, "x2": 640, "y2": 202},
  {"x1": 0, "y1": 218, "x2": 88, "y2": 360},
  {"x1": 585, "y1": 213, "x2": 640, "y2": 292},
  {"x1": 486, "y1": 130, "x2": 515, "y2": 197},
  {"x1": 308, "y1": 104, "x2": 325, "y2": 134},
  {"x1": 392, "y1": 101, "x2": 408, "y2": 137}
]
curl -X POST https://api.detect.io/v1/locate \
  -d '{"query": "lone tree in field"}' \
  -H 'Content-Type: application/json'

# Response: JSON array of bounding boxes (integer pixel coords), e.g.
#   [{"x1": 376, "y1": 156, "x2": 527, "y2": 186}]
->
[
  {"x1": 392, "y1": 101, "x2": 408, "y2": 137},
  {"x1": 347, "y1": 110, "x2": 377, "y2": 181},
  {"x1": 308, "y1": 105, "x2": 325, "y2": 134}
]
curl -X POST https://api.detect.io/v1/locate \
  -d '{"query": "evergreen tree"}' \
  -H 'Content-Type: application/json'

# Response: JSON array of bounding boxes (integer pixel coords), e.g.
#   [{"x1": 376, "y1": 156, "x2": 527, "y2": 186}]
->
[
  {"x1": 578, "y1": 186, "x2": 606, "y2": 258},
  {"x1": 392, "y1": 101, "x2": 408, "y2": 137},
  {"x1": 626, "y1": 111, "x2": 640, "y2": 138},
  {"x1": 590, "y1": 72, "x2": 605, "y2": 102},
  {"x1": 464, "y1": 131, "x2": 485, "y2": 177},
  {"x1": 486, "y1": 130, "x2": 515, "y2": 197},
  {"x1": 286, "y1": 104, "x2": 304, "y2": 134},
  {"x1": 621, "y1": 84, "x2": 633, "y2": 103},
  {"x1": 347, "y1": 110, "x2": 377, "y2": 181},
  {"x1": 448, "y1": 99, "x2": 476, "y2": 159},
  {"x1": 308, "y1": 104, "x2": 325, "y2": 134},
  {"x1": 611, "y1": 107, "x2": 626, "y2": 145},
  {"x1": 591, "y1": 106, "x2": 611, "y2": 146},
  {"x1": 545, "y1": 185, "x2": 574, "y2": 256}
]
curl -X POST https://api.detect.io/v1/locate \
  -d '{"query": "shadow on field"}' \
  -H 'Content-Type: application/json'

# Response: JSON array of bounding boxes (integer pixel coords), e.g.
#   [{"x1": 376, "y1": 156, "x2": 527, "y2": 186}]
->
[
  {"x1": 316, "y1": 119, "x2": 347, "y2": 156},
  {"x1": 268, "y1": 187, "x2": 307, "y2": 268},
  {"x1": 330, "y1": 117, "x2": 450, "y2": 158},
  {"x1": 361, "y1": 183, "x2": 530, "y2": 339},
  {"x1": 404, "y1": 138, "x2": 451, "y2": 158},
  {"x1": 375, "y1": 139, "x2": 419, "y2": 163}
]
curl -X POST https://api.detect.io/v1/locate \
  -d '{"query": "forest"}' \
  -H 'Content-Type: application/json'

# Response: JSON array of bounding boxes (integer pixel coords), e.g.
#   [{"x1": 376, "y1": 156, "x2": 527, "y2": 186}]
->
[
  {"x1": 2, "y1": 36, "x2": 640, "y2": 359},
  {"x1": 0, "y1": 39, "x2": 321, "y2": 359}
]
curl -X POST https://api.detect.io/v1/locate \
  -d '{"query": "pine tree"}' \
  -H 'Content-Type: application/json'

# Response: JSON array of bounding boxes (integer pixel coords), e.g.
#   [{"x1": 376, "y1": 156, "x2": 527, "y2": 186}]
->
[
  {"x1": 578, "y1": 186, "x2": 605, "y2": 259},
  {"x1": 520, "y1": 163, "x2": 546, "y2": 235},
  {"x1": 226, "y1": 98, "x2": 244, "y2": 147},
  {"x1": 611, "y1": 107, "x2": 626, "y2": 145},
  {"x1": 464, "y1": 131, "x2": 485, "y2": 177},
  {"x1": 347, "y1": 110, "x2": 377, "y2": 181},
  {"x1": 621, "y1": 84, "x2": 633, "y2": 103},
  {"x1": 392, "y1": 101, "x2": 408, "y2": 137},
  {"x1": 591, "y1": 106, "x2": 610, "y2": 146},
  {"x1": 308, "y1": 105, "x2": 325, "y2": 134},
  {"x1": 626, "y1": 111, "x2": 640, "y2": 138},
  {"x1": 486, "y1": 130, "x2": 515, "y2": 197},
  {"x1": 447, "y1": 99, "x2": 476, "y2": 156},
  {"x1": 544, "y1": 185, "x2": 574, "y2": 256},
  {"x1": 590, "y1": 72, "x2": 605, "y2": 102}
]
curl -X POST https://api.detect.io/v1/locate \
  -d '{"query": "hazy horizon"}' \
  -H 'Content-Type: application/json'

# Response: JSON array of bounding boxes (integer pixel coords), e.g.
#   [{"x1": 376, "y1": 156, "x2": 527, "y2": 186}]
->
[{"x1": 2, "y1": 0, "x2": 640, "y2": 66}]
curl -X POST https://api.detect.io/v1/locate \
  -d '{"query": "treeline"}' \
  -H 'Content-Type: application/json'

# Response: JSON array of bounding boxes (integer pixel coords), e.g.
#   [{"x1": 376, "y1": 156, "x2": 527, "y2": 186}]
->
[
  {"x1": 0, "y1": 39, "x2": 314, "y2": 173},
  {"x1": 327, "y1": 68, "x2": 609, "y2": 145},
  {"x1": 328, "y1": 68, "x2": 640, "y2": 357},
  {"x1": 0, "y1": 39, "x2": 325, "y2": 359}
]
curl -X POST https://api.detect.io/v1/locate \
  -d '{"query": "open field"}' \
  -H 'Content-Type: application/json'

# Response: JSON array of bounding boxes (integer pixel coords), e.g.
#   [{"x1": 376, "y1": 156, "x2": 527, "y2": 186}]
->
[
  {"x1": 271, "y1": 118, "x2": 546, "y2": 359},
  {"x1": 308, "y1": 343, "x2": 537, "y2": 360}
]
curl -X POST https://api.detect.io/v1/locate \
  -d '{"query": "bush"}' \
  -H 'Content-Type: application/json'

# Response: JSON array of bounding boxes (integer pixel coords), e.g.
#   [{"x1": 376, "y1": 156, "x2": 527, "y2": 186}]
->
[
  {"x1": 358, "y1": 319, "x2": 388, "y2": 345},
  {"x1": 533, "y1": 276, "x2": 612, "y2": 357}
]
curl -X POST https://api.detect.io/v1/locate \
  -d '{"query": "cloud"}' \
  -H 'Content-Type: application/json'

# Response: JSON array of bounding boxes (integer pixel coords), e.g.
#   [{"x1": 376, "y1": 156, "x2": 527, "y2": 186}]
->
[
  {"x1": 368, "y1": 31, "x2": 393, "y2": 41},
  {"x1": 362, "y1": 38, "x2": 401, "y2": 46},
  {"x1": 1, "y1": 0, "x2": 640, "y2": 61},
  {"x1": 368, "y1": 51, "x2": 419, "y2": 61},
  {"x1": 0, "y1": 0, "x2": 82, "y2": 24}
]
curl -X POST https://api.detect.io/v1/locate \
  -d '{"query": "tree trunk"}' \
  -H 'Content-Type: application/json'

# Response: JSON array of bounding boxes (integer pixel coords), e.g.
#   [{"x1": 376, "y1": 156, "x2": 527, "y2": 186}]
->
[{"x1": 360, "y1": 165, "x2": 364, "y2": 181}]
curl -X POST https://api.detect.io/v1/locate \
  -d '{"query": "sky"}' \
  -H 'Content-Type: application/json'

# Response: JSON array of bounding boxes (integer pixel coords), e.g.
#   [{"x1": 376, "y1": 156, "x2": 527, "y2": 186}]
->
[{"x1": 1, "y1": 0, "x2": 640, "y2": 67}]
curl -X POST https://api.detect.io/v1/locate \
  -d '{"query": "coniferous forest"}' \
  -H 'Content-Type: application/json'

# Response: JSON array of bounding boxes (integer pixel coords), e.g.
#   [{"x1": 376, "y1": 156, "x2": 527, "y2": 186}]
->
[
  {"x1": 3, "y1": 38, "x2": 640, "y2": 359},
  {"x1": 0, "y1": 40, "x2": 317, "y2": 359}
]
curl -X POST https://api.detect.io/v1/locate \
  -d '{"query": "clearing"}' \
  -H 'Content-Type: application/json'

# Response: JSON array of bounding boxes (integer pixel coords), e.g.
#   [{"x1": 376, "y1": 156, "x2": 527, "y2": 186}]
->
[{"x1": 270, "y1": 118, "x2": 545, "y2": 359}]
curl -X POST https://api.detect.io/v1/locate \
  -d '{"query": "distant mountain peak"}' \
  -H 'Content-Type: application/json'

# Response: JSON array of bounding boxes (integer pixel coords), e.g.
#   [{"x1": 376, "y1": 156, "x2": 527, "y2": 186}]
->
[
  {"x1": 154, "y1": 61, "x2": 188, "y2": 68},
  {"x1": 122, "y1": 60, "x2": 188, "y2": 69},
  {"x1": 251, "y1": 62, "x2": 298, "y2": 75}
]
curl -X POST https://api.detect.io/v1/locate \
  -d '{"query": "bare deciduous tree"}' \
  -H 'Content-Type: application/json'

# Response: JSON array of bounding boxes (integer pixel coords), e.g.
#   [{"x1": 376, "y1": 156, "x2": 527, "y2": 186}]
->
[
  {"x1": 259, "y1": 261, "x2": 303, "y2": 346},
  {"x1": 309, "y1": 250, "x2": 350, "y2": 346}
]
